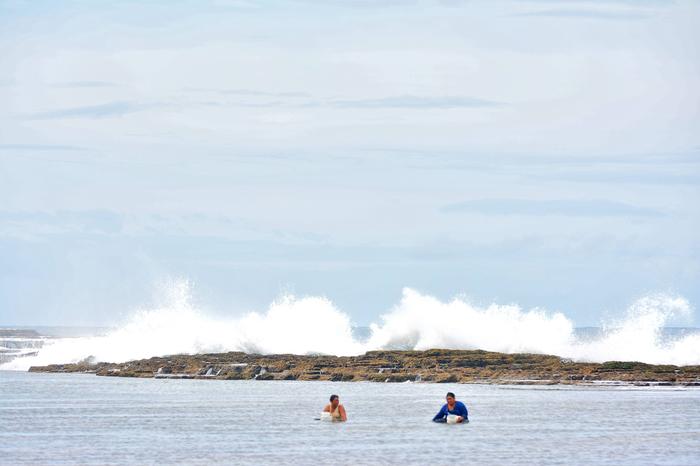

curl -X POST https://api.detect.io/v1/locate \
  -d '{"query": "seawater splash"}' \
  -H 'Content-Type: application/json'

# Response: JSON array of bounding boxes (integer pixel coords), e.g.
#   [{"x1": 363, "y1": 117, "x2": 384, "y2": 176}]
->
[
  {"x1": 366, "y1": 289, "x2": 576, "y2": 356},
  {"x1": 570, "y1": 294, "x2": 696, "y2": 365},
  {"x1": 2, "y1": 280, "x2": 363, "y2": 370},
  {"x1": 2, "y1": 283, "x2": 698, "y2": 370},
  {"x1": 367, "y1": 290, "x2": 698, "y2": 366}
]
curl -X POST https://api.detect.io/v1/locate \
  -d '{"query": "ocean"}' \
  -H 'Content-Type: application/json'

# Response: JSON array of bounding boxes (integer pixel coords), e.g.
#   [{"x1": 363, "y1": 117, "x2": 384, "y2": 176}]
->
[{"x1": 1, "y1": 372, "x2": 698, "y2": 465}]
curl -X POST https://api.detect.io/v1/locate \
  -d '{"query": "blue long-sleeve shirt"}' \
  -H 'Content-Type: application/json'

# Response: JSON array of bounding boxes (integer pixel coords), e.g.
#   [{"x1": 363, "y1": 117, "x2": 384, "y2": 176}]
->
[{"x1": 432, "y1": 401, "x2": 468, "y2": 422}]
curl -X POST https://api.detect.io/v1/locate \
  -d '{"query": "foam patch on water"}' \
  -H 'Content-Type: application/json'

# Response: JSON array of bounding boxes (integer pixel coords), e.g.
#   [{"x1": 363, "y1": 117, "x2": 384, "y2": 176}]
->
[{"x1": 3, "y1": 281, "x2": 698, "y2": 370}]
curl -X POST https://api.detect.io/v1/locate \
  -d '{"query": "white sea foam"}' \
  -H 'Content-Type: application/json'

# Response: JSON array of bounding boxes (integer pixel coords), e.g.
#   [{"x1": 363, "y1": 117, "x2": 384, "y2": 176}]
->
[{"x1": 2, "y1": 281, "x2": 698, "y2": 370}]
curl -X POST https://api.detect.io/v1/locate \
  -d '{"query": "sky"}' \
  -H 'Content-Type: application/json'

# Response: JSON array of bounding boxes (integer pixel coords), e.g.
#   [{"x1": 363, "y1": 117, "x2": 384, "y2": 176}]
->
[{"x1": 0, "y1": 0, "x2": 698, "y2": 327}]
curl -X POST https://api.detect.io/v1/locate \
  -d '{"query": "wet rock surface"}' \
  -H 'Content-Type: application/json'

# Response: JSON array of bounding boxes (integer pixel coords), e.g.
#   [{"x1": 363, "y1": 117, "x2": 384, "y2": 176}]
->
[{"x1": 28, "y1": 349, "x2": 700, "y2": 386}]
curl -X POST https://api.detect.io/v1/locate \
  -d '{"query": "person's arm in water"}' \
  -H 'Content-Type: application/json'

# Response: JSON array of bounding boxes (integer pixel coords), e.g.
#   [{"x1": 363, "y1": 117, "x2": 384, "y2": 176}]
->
[
  {"x1": 323, "y1": 404, "x2": 330, "y2": 413},
  {"x1": 338, "y1": 404, "x2": 347, "y2": 422},
  {"x1": 455, "y1": 401, "x2": 468, "y2": 423},
  {"x1": 432, "y1": 404, "x2": 448, "y2": 423}
]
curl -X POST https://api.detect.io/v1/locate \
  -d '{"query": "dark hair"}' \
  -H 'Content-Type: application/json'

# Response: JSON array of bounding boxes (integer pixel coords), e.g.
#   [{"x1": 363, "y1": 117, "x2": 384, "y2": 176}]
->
[
  {"x1": 330, "y1": 394, "x2": 339, "y2": 402},
  {"x1": 446, "y1": 392, "x2": 456, "y2": 399}
]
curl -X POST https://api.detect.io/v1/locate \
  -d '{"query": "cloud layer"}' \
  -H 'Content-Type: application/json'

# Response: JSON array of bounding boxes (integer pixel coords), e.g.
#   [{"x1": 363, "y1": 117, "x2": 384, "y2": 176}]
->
[{"x1": 0, "y1": 0, "x2": 698, "y2": 326}]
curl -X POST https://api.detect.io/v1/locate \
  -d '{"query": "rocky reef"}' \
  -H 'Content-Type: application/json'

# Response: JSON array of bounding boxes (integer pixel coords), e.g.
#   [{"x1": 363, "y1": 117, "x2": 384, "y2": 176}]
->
[{"x1": 28, "y1": 349, "x2": 700, "y2": 386}]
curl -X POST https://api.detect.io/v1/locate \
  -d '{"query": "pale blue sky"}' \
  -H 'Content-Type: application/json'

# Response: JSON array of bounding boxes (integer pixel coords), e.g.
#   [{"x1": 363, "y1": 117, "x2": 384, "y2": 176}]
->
[{"x1": 1, "y1": 0, "x2": 698, "y2": 326}]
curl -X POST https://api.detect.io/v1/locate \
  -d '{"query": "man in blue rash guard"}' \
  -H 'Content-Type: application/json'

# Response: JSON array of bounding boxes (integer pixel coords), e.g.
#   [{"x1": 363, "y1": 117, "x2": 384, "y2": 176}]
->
[{"x1": 432, "y1": 392, "x2": 469, "y2": 423}]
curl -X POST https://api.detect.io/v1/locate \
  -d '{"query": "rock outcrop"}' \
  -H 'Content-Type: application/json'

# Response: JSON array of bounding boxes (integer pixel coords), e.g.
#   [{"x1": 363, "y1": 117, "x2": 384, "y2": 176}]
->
[{"x1": 28, "y1": 349, "x2": 700, "y2": 386}]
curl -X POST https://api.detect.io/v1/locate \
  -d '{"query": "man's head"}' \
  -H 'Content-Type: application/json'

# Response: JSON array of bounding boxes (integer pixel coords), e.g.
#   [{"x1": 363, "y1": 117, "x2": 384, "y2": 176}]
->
[
  {"x1": 330, "y1": 394, "x2": 340, "y2": 408},
  {"x1": 446, "y1": 392, "x2": 456, "y2": 405}
]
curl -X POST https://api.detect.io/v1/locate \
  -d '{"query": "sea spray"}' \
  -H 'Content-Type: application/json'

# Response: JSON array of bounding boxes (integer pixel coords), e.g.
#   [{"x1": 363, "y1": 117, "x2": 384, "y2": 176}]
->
[
  {"x1": 366, "y1": 289, "x2": 698, "y2": 365},
  {"x1": 571, "y1": 293, "x2": 697, "y2": 365},
  {"x1": 2, "y1": 280, "x2": 363, "y2": 370},
  {"x1": 365, "y1": 288, "x2": 576, "y2": 355},
  {"x1": 3, "y1": 282, "x2": 698, "y2": 370}
]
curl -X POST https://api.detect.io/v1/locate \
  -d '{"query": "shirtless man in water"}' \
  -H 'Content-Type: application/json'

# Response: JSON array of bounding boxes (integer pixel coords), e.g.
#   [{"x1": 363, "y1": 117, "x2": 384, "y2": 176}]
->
[{"x1": 323, "y1": 394, "x2": 347, "y2": 422}]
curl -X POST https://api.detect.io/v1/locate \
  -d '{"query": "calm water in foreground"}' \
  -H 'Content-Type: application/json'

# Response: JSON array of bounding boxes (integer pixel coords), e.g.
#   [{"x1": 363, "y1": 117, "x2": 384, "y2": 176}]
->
[{"x1": 1, "y1": 371, "x2": 699, "y2": 466}]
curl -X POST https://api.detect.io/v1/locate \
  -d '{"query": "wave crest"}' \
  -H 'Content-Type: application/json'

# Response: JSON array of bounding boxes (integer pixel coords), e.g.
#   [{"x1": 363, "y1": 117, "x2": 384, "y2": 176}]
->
[{"x1": 3, "y1": 282, "x2": 698, "y2": 370}]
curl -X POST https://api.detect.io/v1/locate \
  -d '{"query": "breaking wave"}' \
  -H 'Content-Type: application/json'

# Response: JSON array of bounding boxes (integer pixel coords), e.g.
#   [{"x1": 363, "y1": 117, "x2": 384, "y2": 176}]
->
[{"x1": 3, "y1": 281, "x2": 698, "y2": 370}]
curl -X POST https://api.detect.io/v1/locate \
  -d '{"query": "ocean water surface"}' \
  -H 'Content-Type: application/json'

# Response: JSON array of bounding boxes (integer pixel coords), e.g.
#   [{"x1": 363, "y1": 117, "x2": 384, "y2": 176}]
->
[{"x1": 1, "y1": 371, "x2": 698, "y2": 466}]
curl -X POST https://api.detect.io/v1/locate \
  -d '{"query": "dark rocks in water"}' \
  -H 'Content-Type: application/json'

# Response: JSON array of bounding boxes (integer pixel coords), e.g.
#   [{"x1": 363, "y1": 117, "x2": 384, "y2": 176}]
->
[
  {"x1": 436, "y1": 374, "x2": 460, "y2": 383},
  {"x1": 27, "y1": 349, "x2": 700, "y2": 386}
]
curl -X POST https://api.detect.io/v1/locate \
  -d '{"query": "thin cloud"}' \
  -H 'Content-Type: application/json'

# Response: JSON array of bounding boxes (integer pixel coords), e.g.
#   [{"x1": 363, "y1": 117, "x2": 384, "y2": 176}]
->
[
  {"x1": 290, "y1": 0, "x2": 426, "y2": 8},
  {"x1": 510, "y1": 9, "x2": 650, "y2": 20},
  {"x1": 533, "y1": 171, "x2": 700, "y2": 186},
  {"x1": 330, "y1": 95, "x2": 503, "y2": 109},
  {"x1": 26, "y1": 101, "x2": 144, "y2": 120},
  {"x1": 441, "y1": 199, "x2": 666, "y2": 217},
  {"x1": 354, "y1": 149, "x2": 700, "y2": 171},
  {"x1": 526, "y1": 0, "x2": 671, "y2": 5},
  {"x1": 0, "y1": 210, "x2": 123, "y2": 235},
  {"x1": 186, "y1": 91, "x2": 501, "y2": 110},
  {"x1": 0, "y1": 143, "x2": 85, "y2": 151},
  {"x1": 185, "y1": 87, "x2": 310, "y2": 98},
  {"x1": 51, "y1": 81, "x2": 119, "y2": 88}
]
